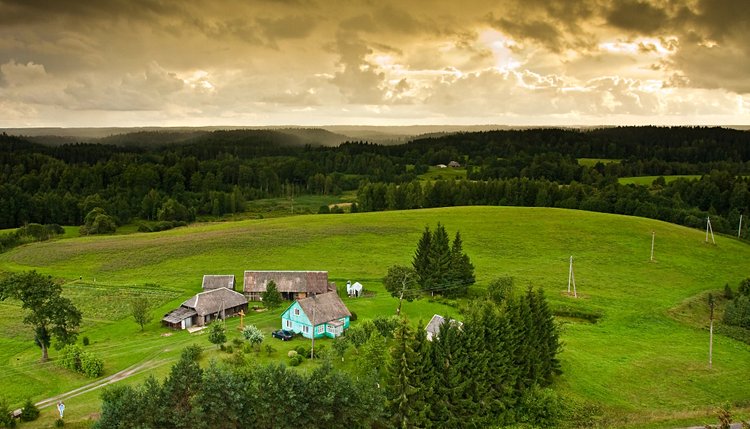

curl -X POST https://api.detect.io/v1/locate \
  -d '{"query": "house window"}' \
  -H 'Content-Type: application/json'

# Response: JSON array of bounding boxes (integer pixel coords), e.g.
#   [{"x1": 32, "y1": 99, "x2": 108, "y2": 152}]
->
[
  {"x1": 303, "y1": 325, "x2": 309, "y2": 333},
  {"x1": 316, "y1": 325, "x2": 324, "y2": 334},
  {"x1": 294, "y1": 308, "x2": 300, "y2": 316},
  {"x1": 285, "y1": 319, "x2": 292, "y2": 329}
]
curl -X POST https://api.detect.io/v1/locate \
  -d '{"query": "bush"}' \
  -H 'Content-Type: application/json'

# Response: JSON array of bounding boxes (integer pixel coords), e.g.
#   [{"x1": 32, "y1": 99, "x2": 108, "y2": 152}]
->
[
  {"x1": 225, "y1": 345, "x2": 234, "y2": 354},
  {"x1": 59, "y1": 344, "x2": 103, "y2": 377},
  {"x1": 20, "y1": 398, "x2": 40, "y2": 422},
  {"x1": 82, "y1": 336, "x2": 90, "y2": 346},
  {"x1": 0, "y1": 397, "x2": 13, "y2": 428},
  {"x1": 287, "y1": 350, "x2": 298, "y2": 358},
  {"x1": 724, "y1": 295, "x2": 750, "y2": 329},
  {"x1": 724, "y1": 283, "x2": 735, "y2": 300},
  {"x1": 294, "y1": 345, "x2": 307, "y2": 357},
  {"x1": 516, "y1": 385, "x2": 566, "y2": 428},
  {"x1": 265, "y1": 344, "x2": 276, "y2": 356},
  {"x1": 55, "y1": 418, "x2": 65, "y2": 427},
  {"x1": 232, "y1": 338, "x2": 243, "y2": 347},
  {"x1": 80, "y1": 351, "x2": 104, "y2": 377},
  {"x1": 318, "y1": 205, "x2": 330, "y2": 214},
  {"x1": 372, "y1": 315, "x2": 399, "y2": 338},
  {"x1": 349, "y1": 311, "x2": 358, "y2": 322},
  {"x1": 288, "y1": 355, "x2": 304, "y2": 366}
]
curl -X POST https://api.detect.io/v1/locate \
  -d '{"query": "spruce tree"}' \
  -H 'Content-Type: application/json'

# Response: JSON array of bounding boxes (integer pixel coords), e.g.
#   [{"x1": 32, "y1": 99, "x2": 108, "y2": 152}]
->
[
  {"x1": 387, "y1": 318, "x2": 419, "y2": 429},
  {"x1": 534, "y1": 288, "x2": 561, "y2": 384},
  {"x1": 446, "y1": 231, "x2": 475, "y2": 297},
  {"x1": 410, "y1": 323, "x2": 433, "y2": 428},
  {"x1": 412, "y1": 226, "x2": 432, "y2": 287},
  {"x1": 427, "y1": 223, "x2": 451, "y2": 293}
]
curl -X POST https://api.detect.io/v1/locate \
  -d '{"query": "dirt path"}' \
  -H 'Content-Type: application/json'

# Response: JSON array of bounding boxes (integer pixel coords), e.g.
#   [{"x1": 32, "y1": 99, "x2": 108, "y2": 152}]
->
[{"x1": 33, "y1": 357, "x2": 169, "y2": 409}]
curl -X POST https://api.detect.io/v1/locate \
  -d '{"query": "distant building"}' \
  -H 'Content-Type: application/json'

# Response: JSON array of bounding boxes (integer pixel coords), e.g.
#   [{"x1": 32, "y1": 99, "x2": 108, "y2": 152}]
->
[
  {"x1": 162, "y1": 287, "x2": 248, "y2": 330},
  {"x1": 425, "y1": 314, "x2": 463, "y2": 341},
  {"x1": 436, "y1": 164, "x2": 447, "y2": 168},
  {"x1": 202, "y1": 274, "x2": 236, "y2": 291},
  {"x1": 281, "y1": 291, "x2": 351, "y2": 339},
  {"x1": 448, "y1": 160, "x2": 461, "y2": 168},
  {"x1": 243, "y1": 270, "x2": 334, "y2": 301}
]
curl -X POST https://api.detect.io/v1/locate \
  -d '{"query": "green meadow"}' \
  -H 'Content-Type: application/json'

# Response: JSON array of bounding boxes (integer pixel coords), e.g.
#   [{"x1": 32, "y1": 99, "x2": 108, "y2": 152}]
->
[
  {"x1": 1, "y1": 206, "x2": 749, "y2": 428},
  {"x1": 577, "y1": 158, "x2": 621, "y2": 167},
  {"x1": 418, "y1": 165, "x2": 467, "y2": 180},
  {"x1": 618, "y1": 175, "x2": 702, "y2": 186}
]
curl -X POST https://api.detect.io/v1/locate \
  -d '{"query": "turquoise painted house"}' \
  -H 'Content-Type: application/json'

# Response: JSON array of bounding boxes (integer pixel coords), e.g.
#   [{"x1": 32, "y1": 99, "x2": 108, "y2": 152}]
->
[{"x1": 281, "y1": 291, "x2": 351, "y2": 339}]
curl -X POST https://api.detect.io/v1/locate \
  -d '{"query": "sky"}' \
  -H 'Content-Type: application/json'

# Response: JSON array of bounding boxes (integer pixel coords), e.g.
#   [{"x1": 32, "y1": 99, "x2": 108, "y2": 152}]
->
[{"x1": 1, "y1": 0, "x2": 749, "y2": 127}]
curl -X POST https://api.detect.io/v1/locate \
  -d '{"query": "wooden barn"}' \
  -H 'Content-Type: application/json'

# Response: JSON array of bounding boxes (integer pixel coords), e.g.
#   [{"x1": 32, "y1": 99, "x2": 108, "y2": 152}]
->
[
  {"x1": 281, "y1": 291, "x2": 351, "y2": 339},
  {"x1": 162, "y1": 287, "x2": 248, "y2": 330},
  {"x1": 202, "y1": 274, "x2": 236, "y2": 291},
  {"x1": 243, "y1": 270, "x2": 334, "y2": 301}
]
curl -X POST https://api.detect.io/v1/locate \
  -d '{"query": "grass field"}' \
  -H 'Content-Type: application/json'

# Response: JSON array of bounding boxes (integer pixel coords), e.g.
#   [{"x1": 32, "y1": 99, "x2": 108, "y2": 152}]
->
[
  {"x1": 419, "y1": 165, "x2": 467, "y2": 180},
  {"x1": 577, "y1": 158, "x2": 621, "y2": 166},
  {"x1": 618, "y1": 175, "x2": 702, "y2": 185},
  {"x1": 1, "y1": 206, "x2": 749, "y2": 428}
]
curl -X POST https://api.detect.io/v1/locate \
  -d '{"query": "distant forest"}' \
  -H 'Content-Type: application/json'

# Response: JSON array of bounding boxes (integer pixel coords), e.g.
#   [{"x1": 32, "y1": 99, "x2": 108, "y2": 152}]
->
[{"x1": 1, "y1": 126, "x2": 749, "y2": 238}]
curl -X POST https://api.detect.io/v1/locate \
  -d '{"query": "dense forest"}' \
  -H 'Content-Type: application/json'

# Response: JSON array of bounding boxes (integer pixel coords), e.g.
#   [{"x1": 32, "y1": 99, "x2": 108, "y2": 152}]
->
[{"x1": 1, "y1": 127, "x2": 749, "y2": 238}]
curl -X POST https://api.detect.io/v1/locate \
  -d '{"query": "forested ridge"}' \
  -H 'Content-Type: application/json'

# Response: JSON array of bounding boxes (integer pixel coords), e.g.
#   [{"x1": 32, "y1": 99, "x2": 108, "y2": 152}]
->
[{"x1": 1, "y1": 127, "x2": 749, "y2": 237}]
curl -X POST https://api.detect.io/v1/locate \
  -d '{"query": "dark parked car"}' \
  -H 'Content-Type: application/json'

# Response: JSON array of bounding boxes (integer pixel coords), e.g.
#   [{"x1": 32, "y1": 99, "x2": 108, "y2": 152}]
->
[{"x1": 272, "y1": 329, "x2": 294, "y2": 341}]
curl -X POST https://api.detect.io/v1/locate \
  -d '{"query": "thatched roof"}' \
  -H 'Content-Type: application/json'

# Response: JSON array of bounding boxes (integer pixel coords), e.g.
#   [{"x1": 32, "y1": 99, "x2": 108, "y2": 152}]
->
[
  {"x1": 296, "y1": 292, "x2": 351, "y2": 325},
  {"x1": 244, "y1": 271, "x2": 329, "y2": 294},
  {"x1": 162, "y1": 306, "x2": 197, "y2": 324},
  {"x1": 202, "y1": 275, "x2": 236, "y2": 291},
  {"x1": 183, "y1": 287, "x2": 247, "y2": 316}
]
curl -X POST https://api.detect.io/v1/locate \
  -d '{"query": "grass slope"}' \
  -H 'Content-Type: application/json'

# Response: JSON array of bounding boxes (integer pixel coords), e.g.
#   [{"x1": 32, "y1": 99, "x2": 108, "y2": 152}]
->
[
  {"x1": 1, "y1": 207, "x2": 749, "y2": 427},
  {"x1": 618, "y1": 175, "x2": 702, "y2": 185}
]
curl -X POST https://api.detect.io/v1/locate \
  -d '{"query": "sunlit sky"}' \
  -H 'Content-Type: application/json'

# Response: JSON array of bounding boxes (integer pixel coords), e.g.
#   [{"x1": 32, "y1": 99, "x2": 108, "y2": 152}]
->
[{"x1": 1, "y1": 0, "x2": 749, "y2": 127}]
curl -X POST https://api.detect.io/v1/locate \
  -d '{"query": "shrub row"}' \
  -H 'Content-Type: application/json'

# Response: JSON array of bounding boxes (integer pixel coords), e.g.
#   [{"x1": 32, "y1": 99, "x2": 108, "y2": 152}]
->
[{"x1": 58, "y1": 344, "x2": 104, "y2": 378}]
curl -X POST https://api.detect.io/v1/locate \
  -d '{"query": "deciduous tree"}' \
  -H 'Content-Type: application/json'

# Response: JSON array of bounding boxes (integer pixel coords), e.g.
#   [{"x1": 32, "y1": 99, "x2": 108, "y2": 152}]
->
[
  {"x1": 131, "y1": 295, "x2": 153, "y2": 331},
  {"x1": 0, "y1": 271, "x2": 81, "y2": 361}
]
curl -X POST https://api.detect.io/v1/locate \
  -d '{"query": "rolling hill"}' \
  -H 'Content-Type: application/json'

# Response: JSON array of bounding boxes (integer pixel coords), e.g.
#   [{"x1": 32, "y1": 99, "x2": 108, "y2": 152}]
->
[{"x1": 0, "y1": 206, "x2": 749, "y2": 428}]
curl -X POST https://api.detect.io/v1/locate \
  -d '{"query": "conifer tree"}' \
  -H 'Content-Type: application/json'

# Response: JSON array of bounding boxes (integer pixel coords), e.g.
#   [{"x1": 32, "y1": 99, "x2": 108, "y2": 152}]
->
[
  {"x1": 412, "y1": 226, "x2": 432, "y2": 287},
  {"x1": 446, "y1": 231, "x2": 475, "y2": 297},
  {"x1": 410, "y1": 323, "x2": 433, "y2": 428},
  {"x1": 427, "y1": 223, "x2": 452, "y2": 292},
  {"x1": 534, "y1": 288, "x2": 561, "y2": 383},
  {"x1": 387, "y1": 318, "x2": 419, "y2": 429}
]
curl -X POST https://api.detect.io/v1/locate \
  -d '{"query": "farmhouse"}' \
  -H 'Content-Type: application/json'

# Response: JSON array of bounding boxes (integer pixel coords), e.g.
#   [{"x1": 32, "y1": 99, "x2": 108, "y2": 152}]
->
[
  {"x1": 448, "y1": 160, "x2": 461, "y2": 168},
  {"x1": 202, "y1": 274, "x2": 236, "y2": 291},
  {"x1": 425, "y1": 314, "x2": 463, "y2": 341},
  {"x1": 281, "y1": 291, "x2": 351, "y2": 339},
  {"x1": 162, "y1": 287, "x2": 248, "y2": 330},
  {"x1": 243, "y1": 270, "x2": 334, "y2": 301}
]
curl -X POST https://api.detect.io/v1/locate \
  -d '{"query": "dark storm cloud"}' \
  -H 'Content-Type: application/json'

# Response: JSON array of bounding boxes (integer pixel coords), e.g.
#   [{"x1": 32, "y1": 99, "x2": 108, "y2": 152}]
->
[{"x1": 606, "y1": 0, "x2": 668, "y2": 34}]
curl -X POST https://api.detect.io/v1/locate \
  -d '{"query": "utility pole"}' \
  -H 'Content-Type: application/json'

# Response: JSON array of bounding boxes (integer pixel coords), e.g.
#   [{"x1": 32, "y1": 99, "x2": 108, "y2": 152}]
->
[
  {"x1": 567, "y1": 256, "x2": 577, "y2": 298},
  {"x1": 739, "y1": 214, "x2": 743, "y2": 238},
  {"x1": 650, "y1": 231, "x2": 655, "y2": 262},
  {"x1": 706, "y1": 217, "x2": 715, "y2": 244},
  {"x1": 708, "y1": 293, "x2": 715, "y2": 369}
]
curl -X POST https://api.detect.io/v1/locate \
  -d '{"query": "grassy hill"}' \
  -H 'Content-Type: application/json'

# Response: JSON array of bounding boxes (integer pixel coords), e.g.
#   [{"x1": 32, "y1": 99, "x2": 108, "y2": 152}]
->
[{"x1": 1, "y1": 207, "x2": 749, "y2": 428}]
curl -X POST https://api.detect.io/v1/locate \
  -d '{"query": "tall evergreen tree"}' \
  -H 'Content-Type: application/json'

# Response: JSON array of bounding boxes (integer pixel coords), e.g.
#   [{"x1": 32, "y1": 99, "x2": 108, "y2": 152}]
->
[
  {"x1": 387, "y1": 318, "x2": 419, "y2": 429},
  {"x1": 426, "y1": 223, "x2": 451, "y2": 293},
  {"x1": 534, "y1": 288, "x2": 562, "y2": 384},
  {"x1": 446, "y1": 231, "x2": 475, "y2": 297},
  {"x1": 410, "y1": 322, "x2": 433, "y2": 428},
  {"x1": 412, "y1": 226, "x2": 432, "y2": 287}
]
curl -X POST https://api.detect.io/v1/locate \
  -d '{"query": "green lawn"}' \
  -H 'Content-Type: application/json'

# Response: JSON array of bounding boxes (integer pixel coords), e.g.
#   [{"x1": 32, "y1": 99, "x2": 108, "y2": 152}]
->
[
  {"x1": 578, "y1": 158, "x2": 621, "y2": 167},
  {"x1": 1, "y1": 207, "x2": 749, "y2": 428},
  {"x1": 418, "y1": 166, "x2": 467, "y2": 180},
  {"x1": 619, "y1": 175, "x2": 702, "y2": 185}
]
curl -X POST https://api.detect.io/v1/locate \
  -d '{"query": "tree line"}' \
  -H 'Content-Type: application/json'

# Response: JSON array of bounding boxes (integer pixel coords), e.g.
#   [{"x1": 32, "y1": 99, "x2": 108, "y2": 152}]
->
[
  {"x1": 2, "y1": 127, "x2": 750, "y2": 234},
  {"x1": 357, "y1": 173, "x2": 750, "y2": 238}
]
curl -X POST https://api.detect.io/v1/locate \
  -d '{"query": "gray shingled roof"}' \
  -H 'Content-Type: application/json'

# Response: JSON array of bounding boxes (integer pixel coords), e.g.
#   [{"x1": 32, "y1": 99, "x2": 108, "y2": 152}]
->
[
  {"x1": 244, "y1": 271, "x2": 329, "y2": 294},
  {"x1": 162, "y1": 306, "x2": 197, "y2": 324},
  {"x1": 183, "y1": 287, "x2": 247, "y2": 316},
  {"x1": 296, "y1": 291, "x2": 351, "y2": 326},
  {"x1": 425, "y1": 314, "x2": 462, "y2": 336},
  {"x1": 202, "y1": 275, "x2": 236, "y2": 291}
]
